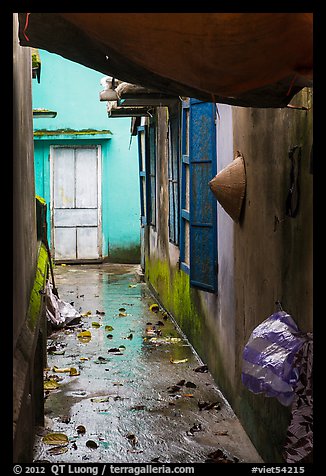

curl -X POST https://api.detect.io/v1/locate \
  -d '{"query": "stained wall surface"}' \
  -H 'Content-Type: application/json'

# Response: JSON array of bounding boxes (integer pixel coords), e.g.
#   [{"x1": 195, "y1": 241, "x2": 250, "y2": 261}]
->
[{"x1": 145, "y1": 90, "x2": 312, "y2": 462}]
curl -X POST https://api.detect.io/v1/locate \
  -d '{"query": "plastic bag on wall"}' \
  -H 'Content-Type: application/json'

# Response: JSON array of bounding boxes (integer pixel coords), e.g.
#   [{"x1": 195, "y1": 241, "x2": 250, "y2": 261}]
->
[{"x1": 241, "y1": 311, "x2": 306, "y2": 406}]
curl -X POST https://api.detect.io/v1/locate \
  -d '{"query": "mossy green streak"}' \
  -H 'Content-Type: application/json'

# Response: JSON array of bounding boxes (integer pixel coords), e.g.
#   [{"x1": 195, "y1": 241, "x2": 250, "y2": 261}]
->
[{"x1": 27, "y1": 243, "x2": 49, "y2": 330}]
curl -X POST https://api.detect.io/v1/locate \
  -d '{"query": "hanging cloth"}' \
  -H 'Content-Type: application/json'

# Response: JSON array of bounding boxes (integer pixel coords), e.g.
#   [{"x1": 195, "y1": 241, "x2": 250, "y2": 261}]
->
[{"x1": 283, "y1": 333, "x2": 313, "y2": 463}]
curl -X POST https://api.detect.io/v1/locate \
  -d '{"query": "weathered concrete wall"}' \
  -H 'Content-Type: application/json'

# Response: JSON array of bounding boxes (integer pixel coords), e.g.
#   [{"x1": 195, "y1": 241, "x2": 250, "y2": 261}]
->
[
  {"x1": 13, "y1": 14, "x2": 48, "y2": 462},
  {"x1": 145, "y1": 91, "x2": 312, "y2": 462},
  {"x1": 231, "y1": 88, "x2": 313, "y2": 462},
  {"x1": 13, "y1": 14, "x2": 38, "y2": 349}
]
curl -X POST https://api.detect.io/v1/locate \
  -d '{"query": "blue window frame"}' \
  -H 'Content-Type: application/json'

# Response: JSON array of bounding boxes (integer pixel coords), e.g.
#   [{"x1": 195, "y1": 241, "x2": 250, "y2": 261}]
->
[
  {"x1": 148, "y1": 118, "x2": 156, "y2": 227},
  {"x1": 180, "y1": 100, "x2": 190, "y2": 274},
  {"x1": 180, "y1": 99, "x2": 218, "y2": 293},
  {"x1": 168, "y1": 107, "x2": 180, "y2": 245},
  {"x1": 137, "y1": 125, "x2": 150, "y2": 225}
]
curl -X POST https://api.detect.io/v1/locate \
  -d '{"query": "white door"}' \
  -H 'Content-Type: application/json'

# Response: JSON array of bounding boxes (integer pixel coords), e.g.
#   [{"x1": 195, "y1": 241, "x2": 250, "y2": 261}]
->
[{"x1": 51, "y1": 146, "x2": 102, "y2": 261}]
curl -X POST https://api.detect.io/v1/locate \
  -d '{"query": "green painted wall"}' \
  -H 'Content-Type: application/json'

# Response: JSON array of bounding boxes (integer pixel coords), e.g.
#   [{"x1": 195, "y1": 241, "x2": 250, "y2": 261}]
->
[{"x1": 32, "y1": 50, "x2": 140, "y2": 261}]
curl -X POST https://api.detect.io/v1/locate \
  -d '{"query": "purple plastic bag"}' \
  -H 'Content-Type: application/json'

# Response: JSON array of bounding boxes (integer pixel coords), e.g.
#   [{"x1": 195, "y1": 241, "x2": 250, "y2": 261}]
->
[{"x1": 241, "y1": 311, "x2": 306, "y2": 406}]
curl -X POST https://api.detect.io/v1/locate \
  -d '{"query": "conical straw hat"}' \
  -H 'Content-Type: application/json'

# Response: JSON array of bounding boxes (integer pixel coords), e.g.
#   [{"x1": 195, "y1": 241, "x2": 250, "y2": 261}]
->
[{"x1": 209, "y1": 152, "x2": 246, "y2": 222}]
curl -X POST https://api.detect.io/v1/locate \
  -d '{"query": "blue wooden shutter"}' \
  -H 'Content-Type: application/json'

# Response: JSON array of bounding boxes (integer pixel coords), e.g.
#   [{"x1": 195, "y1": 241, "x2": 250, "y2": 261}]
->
[
  {"x1": 180, "y1": 99, "x2": 190, "y2": 274},
  {"x1": 168, "y1": 110, "x2": 180, "y2": 245},
  {"x1": 137, "y1": 125, "x2": 150, "y2": 225},
  {"x1": 189, "y1": 99, "x2": 217, "y2": 293},
  {"x1": 148, "y1": 120, "x2": 156, "y2": 226}
]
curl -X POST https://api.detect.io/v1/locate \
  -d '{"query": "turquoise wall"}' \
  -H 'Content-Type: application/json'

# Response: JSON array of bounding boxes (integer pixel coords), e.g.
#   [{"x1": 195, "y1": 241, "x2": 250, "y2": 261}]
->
[{"x1": 32, "y1": 50, "x2": 140, "y2": 261}]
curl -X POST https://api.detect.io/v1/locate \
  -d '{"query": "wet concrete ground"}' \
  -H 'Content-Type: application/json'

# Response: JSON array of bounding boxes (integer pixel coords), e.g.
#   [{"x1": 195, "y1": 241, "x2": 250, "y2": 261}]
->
[{"x1": 34, "y1": 264, "x2": 263, "y2": 464}]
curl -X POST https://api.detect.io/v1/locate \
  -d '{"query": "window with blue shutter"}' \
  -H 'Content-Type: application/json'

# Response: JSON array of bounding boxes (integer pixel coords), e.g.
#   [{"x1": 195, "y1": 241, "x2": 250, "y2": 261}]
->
[
  {"x1": 180, "y1": 99, "x2": 218, "y2": 293},
  {"x1": 148, "y1": 118, "x2": 156, "y2": 226},
  {"x1": 137, "y1": 125, "x2": 150, "y2": 225},
  {"x1": 168, "y1": 106, "x2": 181, "y2": 245},
  {"x1": 180, "y1": 100, "x2": 190, "y2": 274}
]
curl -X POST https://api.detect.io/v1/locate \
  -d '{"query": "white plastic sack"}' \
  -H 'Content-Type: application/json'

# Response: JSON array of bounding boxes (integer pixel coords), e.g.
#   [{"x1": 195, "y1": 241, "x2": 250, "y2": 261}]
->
[{"x1": 45, "y1": 281, "x2": 80, "y2": 327}]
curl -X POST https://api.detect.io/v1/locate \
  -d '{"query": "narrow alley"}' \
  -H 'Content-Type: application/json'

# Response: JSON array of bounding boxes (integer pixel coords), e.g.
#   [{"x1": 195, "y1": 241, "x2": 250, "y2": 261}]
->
[
  {"x1": 34, "y1": 264, "x2": 262, "y2": 464},
  {"x1": 13, "y1": 13, "x2": 313, "y2": 468}
]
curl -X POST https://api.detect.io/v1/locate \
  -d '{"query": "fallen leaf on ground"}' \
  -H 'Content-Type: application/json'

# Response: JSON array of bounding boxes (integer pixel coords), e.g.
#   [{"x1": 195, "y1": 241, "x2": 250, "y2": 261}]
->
[
  {"x1": 76, "y1": 425, "x2": 86, "y2": 435},
  {"x1": 194, "y1": 365, "x2": 208, "y2": 373},
  {"x1": 198, "y1": 401, "x2": 221, "y2": 411},
  {"x1": 80, "y1": 357, "x2": 89, "y2": 361},
  {"x1": 186, "y1": 423, "x2": 203, "y2": 436},
  {"x1": 60, "y1": 416, "x2": 71, "y2": 424},
  {"x1": 128, "y1": 284, "x2": 137, "y2": 288},
  {"x1": 205, "y1": 448, "x2": 239, "y2": 463},
  {"x1": 170, "y1": 358, "x2": 188, "y2": 364},
  {"x1": 105, "y1": 325, "x2": 114, "y2": 332},
  {"x1": 215, "y1": 431, "x2": 229, "y2": 436},
  {"x1": 44, "y1": 380, "x2": 60, "y2": 390},
  {"x1": 149, "y1": 337, "x2": 181, "y2": 344},
  {"x1": 106, "y1": 334, "x2": 113, "y2": 339},
  {"x1": 119, "y1": 312, "x2": 127, "y2": 317},
  {"x1": 86, "y1": 440, "x2": 98, "y2": 449},
  {"x1": 91, "y1": 397, "x2": 110, "y2": 403},
  {"x1": 48, "y1": 349, "x2": 65, "y2": 356},
  {"x1": 96, "y1": 310, "x2": 105, "y2": 315},
  {"x1": 70, "y1": 367, "x2": 80, "y2": 376},
  {"x1": 145, "y1": 327, "x2": 157, "y2": 336},
  {"x1": 77, "y1": 330, "x2": 92, "y2": 343},
  {"x1": 81, "y1": 311, "x2": 92, "y2": 317},
  {"x1": 47, "y1": 446, "x2": 68, "y2": 455},
  {"x1": 119, "y1": 307, "x2": 126, "y2": 312},
  {"x1": 53, "y1": 366, "x2": 71, "y2": 373},
  {"x1": 168, "y1": 385, "x2": 181, "y2": 393},
  {"x1": 108, "y1": 348, "x2": 122, "y2": 353},
  {"x1": 182, "y1": 394, "x2": 194, "y2": 398},
  {"x1": 91, "y1": 321, "x2": 101, "y2": 328},
  {"x1": 122, "y1": 333, "x2": 133, "y2": 340},
  {"x1": 42, "y1": 433, "x2": 68, "y2": 445},
  {"x1": 149, "y1": 304, "x2": 159, "y2": 312},
  {"x1": 126, "y1": 433, "x2": 138, "y2": 446}
]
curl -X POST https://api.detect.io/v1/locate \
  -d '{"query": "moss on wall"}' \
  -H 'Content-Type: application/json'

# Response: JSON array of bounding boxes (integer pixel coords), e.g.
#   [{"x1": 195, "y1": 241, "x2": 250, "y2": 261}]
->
[
  {"x1": 34, "y1": 128, "x2": 112, "y2": 136},
  {"x1": 146, "y1": 257, "x2": 212, "y2": 356},
  {"x1": 146, "y1": 255, "x2": 236, "y2": 403},
  {"x1": 106, "y1": 244, "x2": 141, "y2": 264},
  {"x1": 27, "y1": 243, "x2": 49, "y2": 331}
]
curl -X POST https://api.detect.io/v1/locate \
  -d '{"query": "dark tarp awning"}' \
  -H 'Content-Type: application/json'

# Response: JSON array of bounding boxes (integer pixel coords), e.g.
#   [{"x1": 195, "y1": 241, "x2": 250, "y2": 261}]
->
[{"x1": 18, "y1": 13, "x2": 312, "y2": 108}]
